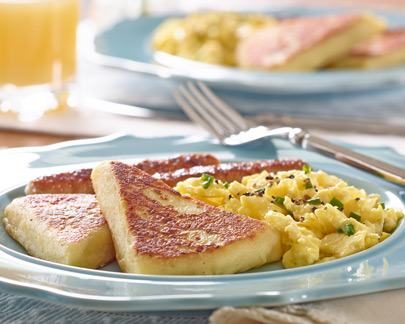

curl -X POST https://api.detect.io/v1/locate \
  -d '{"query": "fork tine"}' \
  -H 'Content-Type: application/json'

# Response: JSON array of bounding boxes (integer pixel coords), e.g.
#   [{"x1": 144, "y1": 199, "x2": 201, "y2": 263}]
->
[
  {"x1": 179, "y1": 84, "x2": 232, "y2": 136},
  {"x1": 172, "y1": 87, "x2": 226, "y2": 141},
  {"x1": 176, "y1": 82, "x2": 243, "y2": 138},
  {"x1": 186, "y1": 81, "x2": 242, "y2": 134},
  {"x1": 196, "y1": 81, "x2": 252, "y2": 131}
]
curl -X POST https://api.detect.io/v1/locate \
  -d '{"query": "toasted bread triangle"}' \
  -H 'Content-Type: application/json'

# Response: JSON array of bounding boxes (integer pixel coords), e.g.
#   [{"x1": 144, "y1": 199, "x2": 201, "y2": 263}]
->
[
  {"x1": 91, "y1": 161, "x2": 282, "y2": 275},
  {"x1": 4, "y1": 194, "x2": 115, "y2": 268},
  {"x1": 237, "y1": 13, "x2": 385, "y2": 71}
]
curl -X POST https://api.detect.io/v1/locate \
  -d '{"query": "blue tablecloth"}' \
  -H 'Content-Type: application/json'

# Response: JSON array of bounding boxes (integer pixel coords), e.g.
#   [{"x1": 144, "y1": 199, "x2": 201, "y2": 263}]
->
[{"x1": 0, "y1": 291, "x2": 210, "y2": 324}]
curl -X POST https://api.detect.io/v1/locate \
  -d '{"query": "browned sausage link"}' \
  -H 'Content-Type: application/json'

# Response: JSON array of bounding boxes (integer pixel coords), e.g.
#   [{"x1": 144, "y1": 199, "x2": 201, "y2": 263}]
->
[
  {"x1": 154, "y1": 159, "x2": 307, "y2": 187},
  {"x1": 24, "y1": 168, "x2": 94, "y2": 195},
  {"x1": 25, "y1": 153, "x2": 221, "y2": 195},
  {"x1": 133, "y1": 153, "x2": 220, "y2": 175}
]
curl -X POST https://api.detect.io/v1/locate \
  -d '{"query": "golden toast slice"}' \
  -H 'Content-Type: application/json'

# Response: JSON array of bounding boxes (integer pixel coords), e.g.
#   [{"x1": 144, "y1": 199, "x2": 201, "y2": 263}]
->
[
  {"x1": 236, "y1": 12, "x2": 385, "y2": 71},
  {"x1": 330, "y1": 28, "x2": 405, "y2": 69},
  {"x1": 4, "y1": 194, "x2": 115, "y2": 269},
  {"x1": 91, "y1": 161, "x2": 282, "y2": 275}
]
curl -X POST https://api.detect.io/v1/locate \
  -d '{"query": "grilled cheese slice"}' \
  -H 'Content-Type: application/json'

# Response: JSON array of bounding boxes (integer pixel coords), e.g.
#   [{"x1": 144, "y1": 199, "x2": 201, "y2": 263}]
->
[
  {"x1": 237, "y1": 13, "x2": 385, "y2": 71},
  {"x1": 330, "y1": 28, "x2": 405, "y2": 69},
  {"x1": 4, "y1": 194, "x2": 115, "y2": 268},
  {"x1": 91, "y1": 161, "x2": 282, "y2": 275}
]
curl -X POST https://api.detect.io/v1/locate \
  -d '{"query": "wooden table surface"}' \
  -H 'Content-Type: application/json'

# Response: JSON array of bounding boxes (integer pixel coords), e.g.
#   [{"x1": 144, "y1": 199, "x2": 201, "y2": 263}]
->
[{"x1": 0, "y1": 129, "x2": 85, "y2": 149}]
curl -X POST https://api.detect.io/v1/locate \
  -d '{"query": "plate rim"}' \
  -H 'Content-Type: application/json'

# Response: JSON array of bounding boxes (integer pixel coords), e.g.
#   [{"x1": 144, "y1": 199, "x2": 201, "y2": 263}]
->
[
  {"x1": 0, "y1": 133, "x2": 405, "y2": 311},
  {"x1": 84, "y1": 7, "x2": 405, "y2": 94}
]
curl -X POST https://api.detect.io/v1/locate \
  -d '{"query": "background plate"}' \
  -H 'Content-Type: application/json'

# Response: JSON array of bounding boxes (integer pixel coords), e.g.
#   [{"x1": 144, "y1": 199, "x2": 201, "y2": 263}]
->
[
  {"x1": 88, "y1": 7, "x2": 405, "y2": 94},
  {"x1": 0, "y1": 133, "x2": 404, "y2": 312}
]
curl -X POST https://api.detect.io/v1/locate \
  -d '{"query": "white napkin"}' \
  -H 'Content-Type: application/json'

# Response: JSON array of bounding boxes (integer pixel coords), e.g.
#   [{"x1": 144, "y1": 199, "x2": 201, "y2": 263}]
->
[{"x1": 209, "y1": 288, "x2": 405, "y2": 324}]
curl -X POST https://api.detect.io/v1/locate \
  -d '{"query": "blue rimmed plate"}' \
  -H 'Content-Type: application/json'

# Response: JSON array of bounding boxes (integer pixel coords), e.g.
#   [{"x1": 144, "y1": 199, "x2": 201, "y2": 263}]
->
[
  {"x1": 0, "y1": 133, "x2": 404, "y2": 312},
  {"x1": 87, "y1": 7, "x2": 405, "y2": 94}
]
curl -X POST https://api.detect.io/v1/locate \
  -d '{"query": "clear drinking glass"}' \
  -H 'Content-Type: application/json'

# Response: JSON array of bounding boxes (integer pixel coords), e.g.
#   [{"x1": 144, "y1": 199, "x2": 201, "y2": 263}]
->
[{"x1": 0, "y1": 0, "x2": 80, "y2": 122}]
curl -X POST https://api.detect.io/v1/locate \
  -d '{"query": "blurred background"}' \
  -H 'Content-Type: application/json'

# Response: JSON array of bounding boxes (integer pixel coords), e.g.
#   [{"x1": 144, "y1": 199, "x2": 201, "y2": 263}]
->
[{"x1": 1, "y1": 0, "x2": 405, "y2": 149}]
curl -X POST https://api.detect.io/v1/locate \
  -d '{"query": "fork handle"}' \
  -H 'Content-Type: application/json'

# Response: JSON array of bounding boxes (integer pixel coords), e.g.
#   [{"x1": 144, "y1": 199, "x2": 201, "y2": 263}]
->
[{"x1": 291, "y1": 130, "x2": 405, "y2": 186}]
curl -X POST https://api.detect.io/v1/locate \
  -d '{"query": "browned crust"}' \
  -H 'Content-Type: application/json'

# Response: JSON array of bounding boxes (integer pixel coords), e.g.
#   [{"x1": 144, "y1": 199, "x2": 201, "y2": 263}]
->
[
  {"x1": 154, "y1": 158, "x2": 306, "y2": 187},
  {"x1": 134, "y1": 153, "x2": 220, "y2": 174},
  {"x1": 109, "y1": 161, "x2": 268, "y2": 258},
  {"x1": 238, "y1": 13, "x2": 362, "y2": 69},
  {"x1": 349, "y1": 28, "x2": 405, "y2": 57},
  {"x1": 25, "y1": 168, "x2": 94, "y2": 195},
  {"x1": 25, "y1": 153, "x2": 220, "y2": 195},
  {"x1": 8, "y1": 194, "x2": 104, "y2": 244}
]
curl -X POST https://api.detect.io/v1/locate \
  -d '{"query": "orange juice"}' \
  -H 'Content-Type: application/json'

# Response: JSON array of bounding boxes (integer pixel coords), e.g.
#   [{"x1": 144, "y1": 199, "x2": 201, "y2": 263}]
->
[{"x1": 0, "y1": 0, "x2": 79, "y2": 87}]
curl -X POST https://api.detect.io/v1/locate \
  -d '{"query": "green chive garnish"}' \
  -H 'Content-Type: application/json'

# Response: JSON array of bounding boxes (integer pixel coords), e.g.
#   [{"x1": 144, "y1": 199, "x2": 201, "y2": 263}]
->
[
  {"x1": 307, "y1": 198, "x2": 321, "y2": 205},
  {"x1": 379, "y1": 202, "x2": 386, "y2": 209},
  {"x1": 254, "y1": 188, "x2": 266, "y2": 194},
  {"x1": 224, "y1": 182, "x2": 230, "y2": 189},
  {"x1": 201, "y1": 174, "x2": 214, "y2": 189},
  {"x1": 302, "y1": 165, "x2": 311, "y2": 174},
  {"x1": 330, "y1": 197, "x2": 343, "y2": 210},
  {"x1": 275, "y1": 196, "x2": 285, "y2": 205},
  {"x1": 343, "y1": 223, "x2": 355, "y2": 236},
  {"x1": 305, "y1": 181, "x2": 313, "y2": 189},
  {"x1": 337, "y1": 223, "x2": 355, "y2": 236},
  {"x1": 201, "y1": 173, "x2": 210, "y2": 181},
  {"x1": 349, "y1": 212, "x2": 361, "y2": 222}
]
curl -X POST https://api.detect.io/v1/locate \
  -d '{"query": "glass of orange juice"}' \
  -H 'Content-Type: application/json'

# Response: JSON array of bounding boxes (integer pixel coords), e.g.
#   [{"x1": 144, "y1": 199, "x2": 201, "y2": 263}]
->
[{"x1": 0, "y1": 0, "x2": 79, "y2": 121}]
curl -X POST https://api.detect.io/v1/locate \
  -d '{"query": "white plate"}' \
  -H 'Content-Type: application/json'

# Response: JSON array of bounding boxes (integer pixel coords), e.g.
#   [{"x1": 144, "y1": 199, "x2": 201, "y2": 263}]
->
[
  {"x1": 87, "y1": 7, "x2": 405, "y2": 94},
  {"x1": 0, "y1": 133, "x2": 404, "y2": 312}
]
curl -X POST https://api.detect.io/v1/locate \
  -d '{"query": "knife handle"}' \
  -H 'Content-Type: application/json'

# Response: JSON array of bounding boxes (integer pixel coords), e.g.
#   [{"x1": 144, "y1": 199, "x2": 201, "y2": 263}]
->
[{"x1": 292, "y1": 130, "x2": 405, "y2": 186}]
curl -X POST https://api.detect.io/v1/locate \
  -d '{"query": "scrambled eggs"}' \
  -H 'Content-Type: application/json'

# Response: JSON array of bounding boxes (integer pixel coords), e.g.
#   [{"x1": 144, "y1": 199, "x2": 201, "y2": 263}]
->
[
  {"x1": 175, "y1": 167, "x2": 403, "y2": 269},
  {"x1": 151, "y1": 11, "x2": 276, "y2": 66}
]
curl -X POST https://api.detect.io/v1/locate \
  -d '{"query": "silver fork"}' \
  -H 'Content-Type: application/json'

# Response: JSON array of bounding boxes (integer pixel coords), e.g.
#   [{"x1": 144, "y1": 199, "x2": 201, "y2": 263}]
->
[{"x1": 173, "y1": 81, "x2": 405, "y2": 186}]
